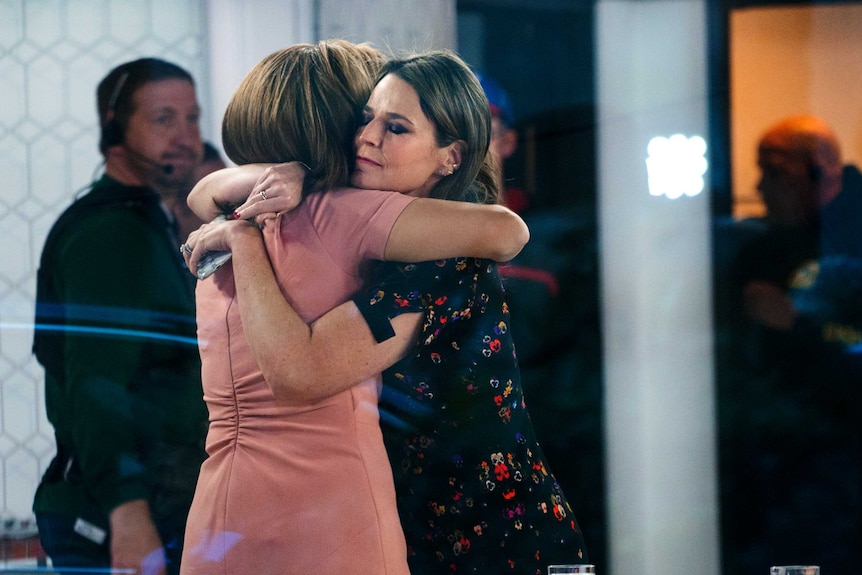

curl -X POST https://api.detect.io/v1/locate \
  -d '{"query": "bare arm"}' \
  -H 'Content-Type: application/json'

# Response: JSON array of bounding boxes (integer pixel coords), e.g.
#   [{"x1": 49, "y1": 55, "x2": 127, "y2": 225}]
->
[
  {"x1": 185, "y1": 220, "x2": 421, "y2": 404},
  {"x1": 384, "y1": 198, "x2": 529, "y2": 262},
  {"x1": 226, "y1": 163, "x2": 531, "y2": 263},
  {"x1": 187, "y1": 166, "x2": 261, "y2": 221},
  {"x1": 187, "y1": 163, "x2": 306, "y2": 223},
  {"x1": 109, "y1": 499, "x2": 166, "y2": 575}
]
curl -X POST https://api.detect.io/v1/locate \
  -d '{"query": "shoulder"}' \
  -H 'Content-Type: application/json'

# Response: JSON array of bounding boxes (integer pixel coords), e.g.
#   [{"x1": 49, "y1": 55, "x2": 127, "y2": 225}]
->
[
  {"x1": 308, "y1": 186, "x2": 385, "y2": 202},
  {"x1": 69, "y1": 202, "x2": 156, "y2": 241},
  {"x1": 307, "y1": 187, "x2": 413, "y2": 212},
  {"x1": 47, "y1": 196, "x2": 147, "y2": 247}
]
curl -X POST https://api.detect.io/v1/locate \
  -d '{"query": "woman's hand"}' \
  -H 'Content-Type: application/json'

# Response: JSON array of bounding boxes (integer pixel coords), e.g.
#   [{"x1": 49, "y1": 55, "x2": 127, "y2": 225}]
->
[
  {"x1": 232, "y1": 162, "x2": 308, "y2": 225},
  {"x1": 181, "y1": 218, "x2": 260, "y2": 277}
]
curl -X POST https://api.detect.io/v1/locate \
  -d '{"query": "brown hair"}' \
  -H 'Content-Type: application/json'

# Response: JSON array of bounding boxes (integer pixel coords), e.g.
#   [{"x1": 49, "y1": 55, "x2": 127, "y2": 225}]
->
[
  {"x1": 379, "y1": 51, "x2": 500, "y2": 204},
  {"x1": 222, "y1": 40, "x2": 384, "y2": 193}
]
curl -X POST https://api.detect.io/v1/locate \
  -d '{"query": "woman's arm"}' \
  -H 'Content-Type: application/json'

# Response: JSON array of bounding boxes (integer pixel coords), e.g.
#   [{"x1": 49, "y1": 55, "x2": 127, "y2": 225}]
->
[
  {"x1": 384, "y1": 198, "x2": 529, "y2": 262},
  {"x1": 184, "y1": 220, "x2": 421, "y2": 405},
  {"x1": 187, "y1": 163, "x2": 306, "y2": 223},
  {"x1": 227, "y1": 164, "x2": 531, "y2": 263}
]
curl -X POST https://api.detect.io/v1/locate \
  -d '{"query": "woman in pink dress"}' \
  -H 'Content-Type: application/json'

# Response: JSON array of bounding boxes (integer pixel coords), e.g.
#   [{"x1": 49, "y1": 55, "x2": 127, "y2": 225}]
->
[{"x1": 178, "y1": 42, "x2": 527, "y2": 575}]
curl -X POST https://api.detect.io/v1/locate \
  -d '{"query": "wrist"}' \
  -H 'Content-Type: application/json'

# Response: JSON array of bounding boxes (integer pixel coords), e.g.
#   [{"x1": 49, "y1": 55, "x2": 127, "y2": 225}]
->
[
  {"x1": 227, "y1": 220, "x2": 263, "y2": 246},
  {"x1": 109, "y1": 499, "x2": 153, "y2": 532}
]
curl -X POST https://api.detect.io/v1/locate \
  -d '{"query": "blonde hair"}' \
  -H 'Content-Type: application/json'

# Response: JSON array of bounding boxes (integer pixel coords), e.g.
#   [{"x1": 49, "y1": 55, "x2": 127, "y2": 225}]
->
[{"x1": 222, "y1": 40, "x2": 384, "y2": 192}]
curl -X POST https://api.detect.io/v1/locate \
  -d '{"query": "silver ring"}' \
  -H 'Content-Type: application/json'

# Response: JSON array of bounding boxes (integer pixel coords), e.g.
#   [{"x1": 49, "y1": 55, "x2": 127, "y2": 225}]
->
[
  {"x1": 181, "y1": 244, "x2": 193, "y2": 255},
  {"x1": 259, "y1": 189, "x2": 269, "y2": 200}
]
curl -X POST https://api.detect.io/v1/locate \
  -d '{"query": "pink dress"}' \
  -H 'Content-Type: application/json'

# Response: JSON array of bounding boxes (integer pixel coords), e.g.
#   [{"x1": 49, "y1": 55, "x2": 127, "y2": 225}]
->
[{"x1": 181, "y1": 188, "x2": 414, "y2": 575}]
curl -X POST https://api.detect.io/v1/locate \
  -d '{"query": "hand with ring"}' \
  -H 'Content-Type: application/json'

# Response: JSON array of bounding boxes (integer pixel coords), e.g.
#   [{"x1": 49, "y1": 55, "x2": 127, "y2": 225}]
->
[
  {"x1": 180, "y1": 217, "x2": 260, "y2": 278},
  {"x1": 234, "y1": 162, "x2": 308, "y2": 226}
]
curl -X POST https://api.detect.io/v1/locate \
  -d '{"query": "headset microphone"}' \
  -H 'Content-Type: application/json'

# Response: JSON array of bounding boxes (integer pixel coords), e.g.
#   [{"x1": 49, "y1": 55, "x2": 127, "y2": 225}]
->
[{"x1": 123, "y1": 144, "x2": 175, "y2": 175}]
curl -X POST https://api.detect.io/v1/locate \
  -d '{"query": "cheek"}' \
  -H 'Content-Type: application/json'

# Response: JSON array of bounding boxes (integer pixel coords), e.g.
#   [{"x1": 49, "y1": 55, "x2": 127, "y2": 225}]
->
[
  {"x1": 388, "y1": 146, "x2": 435, "y2": 175},
  {"x1": 394, "y1": 156, "x2": 438, "y2": 185}
]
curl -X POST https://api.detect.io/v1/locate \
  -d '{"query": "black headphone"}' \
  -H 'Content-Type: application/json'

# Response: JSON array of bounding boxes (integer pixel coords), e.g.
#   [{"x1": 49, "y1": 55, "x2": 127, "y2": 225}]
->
[{"x1": 101, "y1": 71, "x2": 130, "y2": 148}]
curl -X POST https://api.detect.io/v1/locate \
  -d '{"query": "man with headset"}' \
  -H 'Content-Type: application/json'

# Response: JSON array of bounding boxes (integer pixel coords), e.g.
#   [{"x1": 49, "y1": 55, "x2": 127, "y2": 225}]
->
[{"x1": 32, "y1": 57, "x2": 207, "y2": 575}]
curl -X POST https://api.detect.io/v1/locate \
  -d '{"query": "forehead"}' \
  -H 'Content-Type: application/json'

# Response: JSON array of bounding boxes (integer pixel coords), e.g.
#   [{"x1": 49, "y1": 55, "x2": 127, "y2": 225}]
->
[
  {"x1": 758, "y1": 145, "x2": 801, "y2": 170},
  {"x1": 131, "y1": 78, "x2": 198, "y2": 112},
  {"x1": 368, "y1": 74, "x2": 422, "y2": 114}
]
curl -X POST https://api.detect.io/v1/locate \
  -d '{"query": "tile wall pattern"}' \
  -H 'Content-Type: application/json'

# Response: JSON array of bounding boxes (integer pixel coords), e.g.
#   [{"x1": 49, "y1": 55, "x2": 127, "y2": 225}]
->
[{"x1": 0, "y1": 0, "x2": 208, "y2": 522}]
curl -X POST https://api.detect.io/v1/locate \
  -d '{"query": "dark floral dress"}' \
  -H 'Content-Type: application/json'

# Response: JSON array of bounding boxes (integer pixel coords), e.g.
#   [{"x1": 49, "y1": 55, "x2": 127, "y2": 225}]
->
[{"x1": 354, "y1": 257, "x2": 588, "y2": 574}]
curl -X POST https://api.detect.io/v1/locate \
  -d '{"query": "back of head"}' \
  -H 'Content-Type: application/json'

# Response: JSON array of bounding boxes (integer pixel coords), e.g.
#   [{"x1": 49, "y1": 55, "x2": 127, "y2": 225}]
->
[
  {"x1": 758, "y1": 115, "x2": 843, "y2": 216},
  {"x1": 381, "y1": 51, "x2": 499, "y2": 204},
  {"x1": 759, "y1": 115, "x2": 842, "y2": 184},
  {"x1": 97, "y1": 57, "x2": 195, "y2": 155},
  {"x1": 222, "y1": 40, "x2": 384, "y2": 192},
  {"x1": 476, "y1": 73, "x2": 515, "y2": 128}
]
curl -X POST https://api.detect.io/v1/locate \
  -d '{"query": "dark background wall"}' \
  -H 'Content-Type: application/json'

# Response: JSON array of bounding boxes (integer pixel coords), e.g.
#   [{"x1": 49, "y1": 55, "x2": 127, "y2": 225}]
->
[{"x1": 456, "y1": 0, "x2": 606, "y2": 568}]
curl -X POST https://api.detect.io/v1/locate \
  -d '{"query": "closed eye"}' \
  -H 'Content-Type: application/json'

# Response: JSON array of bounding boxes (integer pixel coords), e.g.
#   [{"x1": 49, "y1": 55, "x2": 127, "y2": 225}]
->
[{"x1": 386, "y1": 122, "x2": 408, "y2": 135}]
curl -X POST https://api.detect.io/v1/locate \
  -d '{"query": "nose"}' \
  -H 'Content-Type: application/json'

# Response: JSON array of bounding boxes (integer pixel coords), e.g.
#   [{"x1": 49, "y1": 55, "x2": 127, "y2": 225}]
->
[
  {"x1": 356, "y1": 120, "x2": 382, "y2": 147},
  {"x1": 175, "y1": 118, "x2": 202, "y2": 149}
]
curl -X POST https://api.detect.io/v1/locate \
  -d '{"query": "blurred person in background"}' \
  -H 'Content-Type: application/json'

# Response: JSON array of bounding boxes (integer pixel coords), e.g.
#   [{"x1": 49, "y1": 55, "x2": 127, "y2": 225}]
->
[
  {"x1": 479, "y1": 72, "x2": 606, "y2": 562},
  {"x1": 716, "y1": 114, "x2": 862, "y2": 575},
  {"x1": 477, "y1": 73, "x2": 527, "y2": 213},
  {"x1": 32, "y1": 57, "x2": 207, "y2": 575}
]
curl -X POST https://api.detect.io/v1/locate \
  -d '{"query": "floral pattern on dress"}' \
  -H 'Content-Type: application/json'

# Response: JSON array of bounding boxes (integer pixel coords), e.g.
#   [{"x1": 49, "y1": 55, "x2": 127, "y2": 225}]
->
[{"x1": 358, "y1": 258, "x2": 588, "y2": 574}]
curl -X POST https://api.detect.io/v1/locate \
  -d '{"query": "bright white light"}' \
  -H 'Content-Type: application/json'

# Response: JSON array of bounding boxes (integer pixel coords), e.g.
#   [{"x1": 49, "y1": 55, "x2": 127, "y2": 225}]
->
[{"x1": 645, "y1": 134, "x2": 708, "y2": 199}]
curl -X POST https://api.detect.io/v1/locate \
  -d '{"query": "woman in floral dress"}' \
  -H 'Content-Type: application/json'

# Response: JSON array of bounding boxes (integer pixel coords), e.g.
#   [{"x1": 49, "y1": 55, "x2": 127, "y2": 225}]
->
[{"x1": 355, "y1": 254, "x2": 588, "y2": 574}]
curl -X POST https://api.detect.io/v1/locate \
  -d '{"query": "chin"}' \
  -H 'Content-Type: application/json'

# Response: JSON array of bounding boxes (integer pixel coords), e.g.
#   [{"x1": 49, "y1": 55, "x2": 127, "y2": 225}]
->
[{"x1": 351, "y1": 173, "x2": 375, "y2": 190}]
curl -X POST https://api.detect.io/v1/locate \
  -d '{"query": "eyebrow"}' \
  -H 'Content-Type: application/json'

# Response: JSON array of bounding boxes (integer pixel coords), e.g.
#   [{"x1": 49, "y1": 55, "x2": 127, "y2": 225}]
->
[{"x1": 145, "y1": 105, "x2": 200, "y2": 116}]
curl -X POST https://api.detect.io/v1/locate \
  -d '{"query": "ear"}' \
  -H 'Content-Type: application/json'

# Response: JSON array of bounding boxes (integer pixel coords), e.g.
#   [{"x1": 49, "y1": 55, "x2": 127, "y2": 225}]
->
[
  {"x1": 496, "y1": 128, "x2": 518, "y2": 160},
  {"x1": 442, "y1": 140, "x2": 465, "y2": 172}
]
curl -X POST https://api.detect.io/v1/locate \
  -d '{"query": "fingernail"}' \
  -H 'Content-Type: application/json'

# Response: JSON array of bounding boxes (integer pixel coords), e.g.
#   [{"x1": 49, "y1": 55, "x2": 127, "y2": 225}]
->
[{"x1": 232, "y1": 211, "x2": 241, "y2": 220}]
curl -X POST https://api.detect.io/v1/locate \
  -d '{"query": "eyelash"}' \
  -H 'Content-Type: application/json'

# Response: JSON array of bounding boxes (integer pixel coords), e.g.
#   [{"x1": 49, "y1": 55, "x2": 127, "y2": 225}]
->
[{"x1": 359, "y1": 114, "x2": 408, "y2": 135}]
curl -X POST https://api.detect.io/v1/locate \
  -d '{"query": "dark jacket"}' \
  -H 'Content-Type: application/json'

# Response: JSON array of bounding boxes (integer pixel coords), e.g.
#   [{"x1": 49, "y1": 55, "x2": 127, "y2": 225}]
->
[{"x1": 32, "y1": 175, "x2": 207, "y2": 531}]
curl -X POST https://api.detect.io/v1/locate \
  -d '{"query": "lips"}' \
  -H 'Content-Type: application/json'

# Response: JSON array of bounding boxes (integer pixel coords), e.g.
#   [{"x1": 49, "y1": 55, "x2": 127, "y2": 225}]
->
[
  {"x1": 163, "y1": 152, "x2": 197, "y2": 168},
  {"x1": 355, "y1": 155, "x2": 381, "y2": 168}
]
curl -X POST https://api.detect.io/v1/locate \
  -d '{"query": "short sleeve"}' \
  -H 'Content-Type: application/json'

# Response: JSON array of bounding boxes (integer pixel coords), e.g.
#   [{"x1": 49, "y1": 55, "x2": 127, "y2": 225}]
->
[
  {"x1": 353, "y1": 261, "x2": 427, "y2": 343},
  {"x1": 354, "y1": 258, "x2": 486, "y2": 344},
  {"x1": 310, "y1": 188, "x2": 416, "y2": 264}
]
